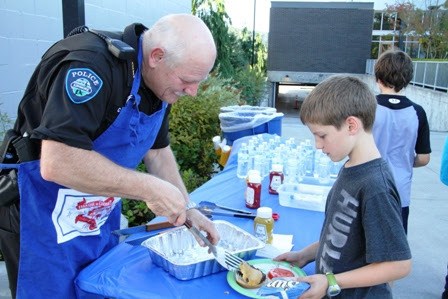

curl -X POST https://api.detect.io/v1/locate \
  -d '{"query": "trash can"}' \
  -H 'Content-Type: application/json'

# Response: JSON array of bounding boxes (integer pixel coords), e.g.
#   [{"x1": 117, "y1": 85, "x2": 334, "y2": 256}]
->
[{"x1": 219, "y1": 105, "x2": 284, "y2": 145}]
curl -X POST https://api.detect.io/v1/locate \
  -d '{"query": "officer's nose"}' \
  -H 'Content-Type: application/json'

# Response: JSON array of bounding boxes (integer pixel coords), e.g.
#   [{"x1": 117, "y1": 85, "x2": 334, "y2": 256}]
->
[{"x1": 184, "y1": 82, "x2": 200, "y2": 97}]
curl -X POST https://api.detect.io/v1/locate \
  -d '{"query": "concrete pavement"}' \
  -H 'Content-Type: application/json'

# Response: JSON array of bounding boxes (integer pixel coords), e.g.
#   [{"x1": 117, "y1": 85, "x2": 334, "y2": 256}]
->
[{"x1": 1, "y1": 117, "x2": 447, "y2": 298}]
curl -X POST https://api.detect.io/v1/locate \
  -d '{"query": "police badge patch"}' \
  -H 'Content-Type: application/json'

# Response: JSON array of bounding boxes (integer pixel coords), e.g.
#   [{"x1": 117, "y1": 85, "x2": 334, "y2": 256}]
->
[{"x1": 65, "y1": 68, "x2": 103, "y2": 104}]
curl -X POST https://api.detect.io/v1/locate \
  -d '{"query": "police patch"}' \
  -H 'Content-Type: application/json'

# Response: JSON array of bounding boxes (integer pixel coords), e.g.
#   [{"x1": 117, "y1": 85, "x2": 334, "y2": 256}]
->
[{"x1": 65, "y1": 68, "x2": 103, "y2": 104}]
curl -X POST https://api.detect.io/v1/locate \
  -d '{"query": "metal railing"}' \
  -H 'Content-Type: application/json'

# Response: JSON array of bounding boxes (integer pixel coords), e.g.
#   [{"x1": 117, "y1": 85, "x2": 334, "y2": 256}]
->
[{"x1": 366, "y1": 59, "x2": 448, "y2": 92}]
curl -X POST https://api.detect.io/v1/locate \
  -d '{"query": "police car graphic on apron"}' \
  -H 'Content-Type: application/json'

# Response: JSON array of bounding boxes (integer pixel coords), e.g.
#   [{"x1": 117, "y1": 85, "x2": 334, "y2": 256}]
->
[{"x1": 17, "y1": 36, "x2": 167, "y2": 298}]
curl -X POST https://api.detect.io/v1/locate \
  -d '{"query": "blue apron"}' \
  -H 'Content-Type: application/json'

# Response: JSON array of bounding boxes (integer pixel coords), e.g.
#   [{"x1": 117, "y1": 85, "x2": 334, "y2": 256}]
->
[{"x1": 16, "y1": 36, "x2": 167, "y2": 298}]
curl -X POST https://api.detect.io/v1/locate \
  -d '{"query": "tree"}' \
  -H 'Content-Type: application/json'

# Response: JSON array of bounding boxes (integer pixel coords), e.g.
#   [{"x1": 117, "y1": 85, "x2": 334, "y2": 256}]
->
[
  {"x1": 192, "y1": 0, "x2": 235, "y2": 77},
  {"x1": 387, "y1": 0, "x2": 448, "y2": 59},
  {"x1": 192, "y1": 0, "x2": 268, "y2": 105},
  {"x1": 192, "y1": 0, "x2": 267, "y2": 76}
]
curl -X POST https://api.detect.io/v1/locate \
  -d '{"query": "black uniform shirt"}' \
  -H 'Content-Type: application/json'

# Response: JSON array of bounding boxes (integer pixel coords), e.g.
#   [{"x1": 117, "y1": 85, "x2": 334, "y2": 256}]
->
[{"x1": 14, "y1": 23, "x2": 170, "y2": 151}]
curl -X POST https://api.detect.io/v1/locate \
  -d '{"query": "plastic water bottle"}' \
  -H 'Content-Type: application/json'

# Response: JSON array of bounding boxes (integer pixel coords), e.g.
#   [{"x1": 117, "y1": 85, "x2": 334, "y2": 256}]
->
[
  {"x1": 285, "y1": 157, "x2": 299, "y2": 184},
  {"x1": 315, "y1": 155, "x2": 331, "y2": 184},
  {"x1": 237, "y1": 143, "x2": 249, "y2": 179},
  {"x1": 303, "y1": 139, "x2": 315, "y2": 176},
  {"x1": 253, "y1": 154, "x2": 267, "y2": 178}
]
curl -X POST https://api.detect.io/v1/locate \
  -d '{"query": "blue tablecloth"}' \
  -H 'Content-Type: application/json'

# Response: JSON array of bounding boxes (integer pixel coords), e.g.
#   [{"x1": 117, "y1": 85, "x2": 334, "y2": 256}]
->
[{"x1": 75, "y1": 134, "x2": 325, "y2": 299}]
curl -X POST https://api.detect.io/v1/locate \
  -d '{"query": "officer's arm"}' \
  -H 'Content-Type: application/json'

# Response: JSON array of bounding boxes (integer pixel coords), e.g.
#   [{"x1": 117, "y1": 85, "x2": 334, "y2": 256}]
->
[
  {"x1": 40, "y1": 139, "x2": 187, "y2": 225},
  {"x1": 143, "y1": 145, "x2": 189, "y2": 202},
  {"x1": 144, "y1": 145, "x2": 220, "y2": 244}
]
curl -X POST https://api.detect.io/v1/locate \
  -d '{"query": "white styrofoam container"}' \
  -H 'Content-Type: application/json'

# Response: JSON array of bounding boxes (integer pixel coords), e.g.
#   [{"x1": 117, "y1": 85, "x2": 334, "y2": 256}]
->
[{"x1": 278, "y1": 183, "x2": 332, "y2": 212}]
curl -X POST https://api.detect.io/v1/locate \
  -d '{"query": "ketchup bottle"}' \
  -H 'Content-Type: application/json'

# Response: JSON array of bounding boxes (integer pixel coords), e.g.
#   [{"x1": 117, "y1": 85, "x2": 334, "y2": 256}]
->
[
  {"x1": 269, "y1": 164, "x2": 284, "y2": 195},
  {"x1": 246, "y1": 170, "x2": 262, "y2": 209}
]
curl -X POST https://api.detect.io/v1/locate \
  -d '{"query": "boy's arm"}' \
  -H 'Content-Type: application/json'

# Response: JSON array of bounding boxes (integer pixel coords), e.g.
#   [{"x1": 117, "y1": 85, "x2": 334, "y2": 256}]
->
[
  {"x1": 414, "y1": 153, "x2": 430, "y2": 167},
  {"x1": 335, "y1": 259, "x2": 411, "y2": 289},
  {"x1": 297, "y1": 259, "x2": 411, "y2": 298}
]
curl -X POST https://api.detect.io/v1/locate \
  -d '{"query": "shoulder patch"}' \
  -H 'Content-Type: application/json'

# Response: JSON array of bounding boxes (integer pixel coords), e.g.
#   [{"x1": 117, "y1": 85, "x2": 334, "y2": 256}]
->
[{"x1": 65, "y1": 68, "x2": 103, "y2": 104}]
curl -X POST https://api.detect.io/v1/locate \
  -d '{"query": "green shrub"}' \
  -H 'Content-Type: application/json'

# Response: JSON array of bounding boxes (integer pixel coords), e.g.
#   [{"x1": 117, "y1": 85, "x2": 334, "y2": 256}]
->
[
  {"x1": 233, "y1": 66, "x2": 266, "y2": 106},
  {"x1": 169, "y1": 73, "x2": 240, "y2": 182}
]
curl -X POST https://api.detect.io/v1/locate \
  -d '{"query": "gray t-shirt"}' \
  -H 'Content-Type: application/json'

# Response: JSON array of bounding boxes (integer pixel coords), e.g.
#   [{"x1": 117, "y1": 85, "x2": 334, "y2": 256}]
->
[{"x1": 316, "y1": 158, "x2": 411, "y2": 298}]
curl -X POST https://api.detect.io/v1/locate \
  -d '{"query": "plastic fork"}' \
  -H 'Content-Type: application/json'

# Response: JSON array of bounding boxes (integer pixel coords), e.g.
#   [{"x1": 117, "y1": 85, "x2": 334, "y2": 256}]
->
[{"x1": 184, "y1": 222, "x2": 244, "y2": 272}]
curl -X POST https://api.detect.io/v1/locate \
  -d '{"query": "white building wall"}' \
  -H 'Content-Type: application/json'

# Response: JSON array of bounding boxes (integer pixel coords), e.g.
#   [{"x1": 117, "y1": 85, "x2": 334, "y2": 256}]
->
[{"x1": 0, "y1": 0, "x2": 190, "y2": 120}]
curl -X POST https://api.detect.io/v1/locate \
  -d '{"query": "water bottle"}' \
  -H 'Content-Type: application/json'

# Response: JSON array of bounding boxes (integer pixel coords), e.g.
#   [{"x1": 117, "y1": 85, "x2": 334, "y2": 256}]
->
[
  {"x1": 253, "y1": 154, "x2": 266, "y2": 178},
  {"x1": 285, "y1": 157, "x2": 299, "y2": 184},
  {"x1": 237, "y1": 143, "x2": 249, "y2": 179},
  {"x1": 303, "y1": 140, "x2": 315, "y2": 176},
  {"x1": 315, "y1": 155, "x2": 331, "y2": 184}
]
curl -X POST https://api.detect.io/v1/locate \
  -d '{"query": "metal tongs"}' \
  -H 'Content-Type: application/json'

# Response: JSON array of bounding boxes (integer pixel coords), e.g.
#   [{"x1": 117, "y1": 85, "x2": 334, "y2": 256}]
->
[
  {"x1": 199, "y1": 201, "x2": 253, "y2": 214},
  {"x1": 198, "y1": 201, "x2": 280, "y2": 221},
  {"x1": 198, "y1": 201, "x2": 255, "y2": 219},
  {"x1": 184, "y1": 221, "x2": 243, "y2": 272}
]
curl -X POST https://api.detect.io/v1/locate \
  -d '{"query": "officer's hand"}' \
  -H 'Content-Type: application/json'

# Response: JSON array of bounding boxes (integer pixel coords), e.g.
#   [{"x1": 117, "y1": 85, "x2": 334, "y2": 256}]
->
[
  {"x1": 186, "y1": 209, "x2": 220, "y2": 245},
  {"x1": 144, "y1": 180, "x2": 187, "y2": 226}
]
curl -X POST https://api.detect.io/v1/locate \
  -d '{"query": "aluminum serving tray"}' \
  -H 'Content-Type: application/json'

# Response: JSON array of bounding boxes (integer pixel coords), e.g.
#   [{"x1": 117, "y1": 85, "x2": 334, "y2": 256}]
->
[{"x1": 141, "y1": 220, "x2": 265, "y2": 280}]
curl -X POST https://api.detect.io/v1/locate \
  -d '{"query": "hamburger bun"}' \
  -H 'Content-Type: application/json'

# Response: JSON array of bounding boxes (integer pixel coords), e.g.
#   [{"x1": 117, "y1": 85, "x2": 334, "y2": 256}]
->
[{"x1": 235, "y1": 261, "x2": 266, "y2": 289}]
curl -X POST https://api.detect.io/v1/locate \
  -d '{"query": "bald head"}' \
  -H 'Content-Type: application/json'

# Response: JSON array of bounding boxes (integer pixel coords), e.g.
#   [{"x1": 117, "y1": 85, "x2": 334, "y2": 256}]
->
[
  {"x1": 140, "y1": 14, "x2": 217, "y2": 103},
  {"x1": 143, "y1": 14, "x2": 216, "y2": 69}
]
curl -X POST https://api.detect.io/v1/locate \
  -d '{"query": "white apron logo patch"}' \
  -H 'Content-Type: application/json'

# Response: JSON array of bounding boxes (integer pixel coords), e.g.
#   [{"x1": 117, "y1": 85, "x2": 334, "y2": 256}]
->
[
  {"x1": 65, "y1": 68, "x2": 103, "y2": 104},
  {"x1": 52, "y1": 189, "x2": 119, "y2": 244}
]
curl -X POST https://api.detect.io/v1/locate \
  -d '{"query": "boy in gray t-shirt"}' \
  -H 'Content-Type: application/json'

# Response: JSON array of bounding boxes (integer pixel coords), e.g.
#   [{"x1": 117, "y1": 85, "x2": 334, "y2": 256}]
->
[{"x1": 275, "y1": 75, "x2": 411, "y2": 298}]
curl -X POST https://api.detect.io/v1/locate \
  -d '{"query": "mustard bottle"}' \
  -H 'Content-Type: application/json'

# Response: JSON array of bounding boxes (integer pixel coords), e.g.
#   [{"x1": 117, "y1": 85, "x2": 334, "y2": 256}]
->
[{"x1": 254, "y1": 207, "x2": 274, "y2": 244}]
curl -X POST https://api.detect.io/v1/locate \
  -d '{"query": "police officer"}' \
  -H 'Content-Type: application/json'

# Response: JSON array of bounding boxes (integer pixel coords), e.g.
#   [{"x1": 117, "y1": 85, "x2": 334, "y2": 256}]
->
[{"x1": 0, "y1": 14, "x2": 219, "y2": 298}]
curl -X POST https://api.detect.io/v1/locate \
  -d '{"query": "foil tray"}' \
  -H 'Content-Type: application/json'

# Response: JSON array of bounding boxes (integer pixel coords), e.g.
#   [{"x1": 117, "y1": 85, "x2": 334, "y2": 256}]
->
[{"x1": 141, "y1": 220, "x2": 265, "y2": 280}]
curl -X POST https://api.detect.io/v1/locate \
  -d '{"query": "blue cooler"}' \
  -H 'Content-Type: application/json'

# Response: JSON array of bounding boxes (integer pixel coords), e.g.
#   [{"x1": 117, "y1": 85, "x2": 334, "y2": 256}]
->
[{"x1": 222, "y1": 115, "x2": 283, "y2": 145}]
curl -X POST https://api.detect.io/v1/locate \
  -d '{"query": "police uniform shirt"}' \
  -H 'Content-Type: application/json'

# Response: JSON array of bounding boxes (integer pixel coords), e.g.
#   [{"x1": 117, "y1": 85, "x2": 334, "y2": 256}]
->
[{"x1": 15, "y1": 23, "x2": 170, "y2": 151}]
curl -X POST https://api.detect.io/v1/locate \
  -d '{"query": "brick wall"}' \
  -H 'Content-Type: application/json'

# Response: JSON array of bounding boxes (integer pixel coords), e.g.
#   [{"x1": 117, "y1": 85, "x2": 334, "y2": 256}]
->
[{"x1": 0, "y1": 0, "x2": 190, "y2": 120}]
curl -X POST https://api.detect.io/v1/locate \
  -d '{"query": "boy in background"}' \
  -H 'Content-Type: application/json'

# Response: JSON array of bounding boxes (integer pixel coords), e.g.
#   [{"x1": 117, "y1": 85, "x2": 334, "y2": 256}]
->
[
  {"x1": 275, "y1": 75, "x2": 411, "y2": 298},
  {"x1": 372, "y1": 49, "x2": 431, "y2": 234}
]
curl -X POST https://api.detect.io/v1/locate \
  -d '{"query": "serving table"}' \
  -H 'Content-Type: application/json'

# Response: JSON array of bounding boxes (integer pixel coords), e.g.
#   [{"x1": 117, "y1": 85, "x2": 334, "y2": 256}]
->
[{"x1": 75, "y1": 134, "x2": 325, "y2": 299}]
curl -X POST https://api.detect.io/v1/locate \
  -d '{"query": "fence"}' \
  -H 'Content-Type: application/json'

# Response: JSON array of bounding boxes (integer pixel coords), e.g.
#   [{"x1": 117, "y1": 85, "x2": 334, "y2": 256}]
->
[{"x1": 366, "y1": 59, "x2": 448, "y2": 92}]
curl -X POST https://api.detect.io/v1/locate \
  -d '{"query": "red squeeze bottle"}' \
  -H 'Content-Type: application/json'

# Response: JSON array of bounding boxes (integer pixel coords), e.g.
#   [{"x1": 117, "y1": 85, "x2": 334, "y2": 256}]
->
[
  {"x1": 269, "y1": 164, "x2": 284, "y2": 195},
  {"x1": 246, "y1": 170, "x2": 262, "y2": 209}
]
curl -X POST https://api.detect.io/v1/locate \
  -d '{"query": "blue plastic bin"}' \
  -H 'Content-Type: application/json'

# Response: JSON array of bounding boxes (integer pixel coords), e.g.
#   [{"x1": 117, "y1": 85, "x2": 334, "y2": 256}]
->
[{"x1": 223, "y1": 115, "x2": 283, "y2": 145}]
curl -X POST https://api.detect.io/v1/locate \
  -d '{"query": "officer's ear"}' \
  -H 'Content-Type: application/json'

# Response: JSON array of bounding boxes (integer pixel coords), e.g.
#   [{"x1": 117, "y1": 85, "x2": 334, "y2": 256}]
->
[{"x1": 148, "y1": 47, "x2": 165, "y2": 68}]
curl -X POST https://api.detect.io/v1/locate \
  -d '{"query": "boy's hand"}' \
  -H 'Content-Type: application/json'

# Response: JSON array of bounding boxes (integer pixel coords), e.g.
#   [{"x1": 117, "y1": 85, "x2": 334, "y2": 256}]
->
[
  {"x1": 295, "y1": 274, "x2": 328, "y2": 299},
  {"x1": 273, "y1": 251, "x2": 310, "y2": 268}
]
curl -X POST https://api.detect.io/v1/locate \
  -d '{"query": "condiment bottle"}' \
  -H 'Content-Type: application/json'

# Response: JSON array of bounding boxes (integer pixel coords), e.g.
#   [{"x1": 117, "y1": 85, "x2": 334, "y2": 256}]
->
[
  {"x1": 254, "y1": 207, "x2": 274, "y2": 244},
  {"x1": 269, "y1": 163, "x2": 284, "y2": 195},
  {"x1": 212, "y1": 136, "x2": 222, "y2": 157},
  {"x1": 246, "y1": 170, "x2": 262, "y2": 209},
  {"x1": 219, "y1": 145, "x2": 231, "y2": 167}
]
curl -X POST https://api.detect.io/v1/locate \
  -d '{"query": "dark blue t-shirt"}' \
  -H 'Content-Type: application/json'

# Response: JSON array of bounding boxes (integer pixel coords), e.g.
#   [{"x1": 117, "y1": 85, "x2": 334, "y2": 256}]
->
[{"x1": 316, "y1": 158, "x2": 411, "y2": 298}]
